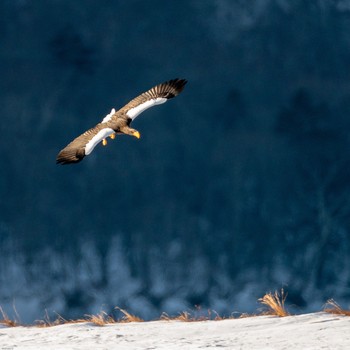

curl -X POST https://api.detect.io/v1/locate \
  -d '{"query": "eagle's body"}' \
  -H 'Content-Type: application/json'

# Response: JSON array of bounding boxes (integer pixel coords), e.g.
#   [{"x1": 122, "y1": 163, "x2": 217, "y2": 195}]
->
[{"x1": 56, "y1": 78, "x2": 187, "y2": 164}]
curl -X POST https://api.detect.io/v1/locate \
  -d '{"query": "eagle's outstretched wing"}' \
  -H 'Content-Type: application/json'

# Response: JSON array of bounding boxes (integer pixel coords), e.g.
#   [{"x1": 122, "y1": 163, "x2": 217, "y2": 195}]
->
[
  {"x1": 119, "y1": 78, "x2": 187, "y2": 120},
  {"x1": 56, "y1": 123, "x2": 114, "y2": 164}
]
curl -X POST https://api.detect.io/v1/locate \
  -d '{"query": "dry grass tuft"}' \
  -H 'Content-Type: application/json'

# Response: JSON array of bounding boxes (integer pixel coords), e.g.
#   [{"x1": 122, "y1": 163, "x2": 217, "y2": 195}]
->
[
  {"x1": 36, "y1": 308, "x2": 143, "y2": 327},
  {"x1": 324, "y1": 299, "x2": 350, "y2": 316},
  {"x1": 115, "y1": 307, "x2": 144, "y2": 323},
  {"x1": 35, "y1": 311, "x2": 68, "y2": 327},
  {"x1": 15, "y1": 289, "x2": 350, "y2": 327},
  {"x1": 36, "y1": 311, "x2": 117, "y2": 327},
  {"x1": 84, "y1": 311, "x2": 117, "y2": 326},
  {"x1": 258, "y1": 289, "x2": 289, "y2": 317},
  {"x1": 211, "y1": 310, "x2": 226, "y2": 321},
  {"x1": 0, "y1": 306, "x2": 18, "y2": 327}
]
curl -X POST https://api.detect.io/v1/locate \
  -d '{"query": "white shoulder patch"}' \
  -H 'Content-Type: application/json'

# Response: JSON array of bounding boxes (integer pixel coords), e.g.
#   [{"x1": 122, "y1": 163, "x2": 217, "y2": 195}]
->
[
  {"x1": 85, "y1": 128, "x2": 114, "y2": 155},
  {"x1": 102, "y1": 108, "x2": 116, "y2": 123},
  {"x1": 126, "y1": 98, "x2": 167, "y2": 120}
]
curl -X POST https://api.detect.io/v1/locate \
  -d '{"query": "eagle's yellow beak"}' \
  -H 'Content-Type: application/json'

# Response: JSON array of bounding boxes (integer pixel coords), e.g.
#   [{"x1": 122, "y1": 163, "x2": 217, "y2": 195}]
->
[{"x1": 133, "y1": 131, "x2": 141, "y2": 139}]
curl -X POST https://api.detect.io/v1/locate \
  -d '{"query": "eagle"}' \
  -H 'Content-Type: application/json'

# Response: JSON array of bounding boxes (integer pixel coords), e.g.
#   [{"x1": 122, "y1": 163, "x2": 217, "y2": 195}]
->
[{"x1": 56, "y1": 78, "x2": 187, "y2": 164}]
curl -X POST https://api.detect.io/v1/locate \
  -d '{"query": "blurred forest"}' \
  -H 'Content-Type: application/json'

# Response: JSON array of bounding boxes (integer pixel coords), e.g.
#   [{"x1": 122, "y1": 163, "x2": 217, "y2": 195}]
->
[{"x1": 1, "y1": 0, "x2": 350, "y2": 321}]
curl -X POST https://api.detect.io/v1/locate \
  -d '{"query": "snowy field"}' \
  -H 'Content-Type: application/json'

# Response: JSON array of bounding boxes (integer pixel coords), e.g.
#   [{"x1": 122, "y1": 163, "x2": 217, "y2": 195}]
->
[{"x1": 1, "y1": 312, "x2": 349, "y2": 349}]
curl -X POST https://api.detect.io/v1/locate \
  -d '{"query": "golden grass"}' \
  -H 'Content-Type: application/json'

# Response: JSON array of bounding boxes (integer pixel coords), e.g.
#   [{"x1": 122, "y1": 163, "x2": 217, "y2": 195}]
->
[
  {"x1": 35, "y1": 310, "x2": 70, "y2": 327},
  {"x1": 161, "y1": 311, "x2": 199, "y2": 322},
  {"x1": 115, "y1": 307, "x2": 144, "y2": 323},
  {"x1": 83, "y1": 311, "x2": 117, "y2": 326},
  {"x1": 0, "y1": 306, "x2": 18, "y2": 327},
  {"x1": 37, "y1": 311, "x2": 119, "y2": 327},
  {"x1": 0, "y1": 303, "x2": 280, "y2": 328},
  {"x1": 211, "y1": 310, "x2": 226, "y2": 321},
  {"x1": 258, "y1": 289, "x2": 289, "y2": 317},
  {"x1": 8, "y1": 290, "x2": 350, "y2": 327},
  {"x1": 324, "y1": 299, "x2": 350, "y2": 316}
]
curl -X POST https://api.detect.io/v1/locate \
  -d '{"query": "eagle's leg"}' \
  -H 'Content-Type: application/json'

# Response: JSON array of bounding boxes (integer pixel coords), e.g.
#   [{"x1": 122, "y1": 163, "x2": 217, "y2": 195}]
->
[
  {"x1": 102, "y1": 139, "x2": 107, "y2": 146},
  {"x1": 110, "y1": 133, "x2": 116, "y2": 139}
]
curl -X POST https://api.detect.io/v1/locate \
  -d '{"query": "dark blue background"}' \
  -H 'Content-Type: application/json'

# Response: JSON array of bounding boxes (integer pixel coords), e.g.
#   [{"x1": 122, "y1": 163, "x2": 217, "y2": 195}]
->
[{"x1": 1, "y1": 0, "x2": 350, "y2": 322}]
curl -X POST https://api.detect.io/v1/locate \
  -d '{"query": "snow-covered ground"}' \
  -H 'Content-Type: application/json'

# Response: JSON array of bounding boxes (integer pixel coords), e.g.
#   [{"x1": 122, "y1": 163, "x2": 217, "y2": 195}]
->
[{"x1": 1, "y1": 312, "x2": 349, "y2": 349}]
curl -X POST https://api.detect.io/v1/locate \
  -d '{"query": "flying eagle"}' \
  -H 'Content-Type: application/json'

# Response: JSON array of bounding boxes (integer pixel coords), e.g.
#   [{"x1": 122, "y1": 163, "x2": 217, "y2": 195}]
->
[{"x1": 56, "y1": 78, "x2": 187, "y2": 164}]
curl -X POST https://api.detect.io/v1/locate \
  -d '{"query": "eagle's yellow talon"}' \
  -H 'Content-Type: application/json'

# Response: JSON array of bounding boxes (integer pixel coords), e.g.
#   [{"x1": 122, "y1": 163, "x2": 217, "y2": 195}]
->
[
  {"x1": 102, "y1": 139, "x2": 107, "y2": 146},
  {"x1": 110, "y1": 133, "x2": 115, "y2": 139}
]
